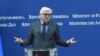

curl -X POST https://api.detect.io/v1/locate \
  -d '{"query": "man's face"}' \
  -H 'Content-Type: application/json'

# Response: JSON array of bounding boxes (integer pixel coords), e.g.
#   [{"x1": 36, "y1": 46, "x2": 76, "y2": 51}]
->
[{"x1": 40, "y1": 10, "x2": 52, "y2": 23}]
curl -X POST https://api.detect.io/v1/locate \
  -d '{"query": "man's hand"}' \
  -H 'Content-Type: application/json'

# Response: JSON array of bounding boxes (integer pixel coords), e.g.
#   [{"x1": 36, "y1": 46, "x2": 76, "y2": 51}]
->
[
  {"x1": 14, "y1": 37, "x2": 23, "y2": 43},
  {"x1": 66, "y1": 37, "x2": 76, "y2": 45}
]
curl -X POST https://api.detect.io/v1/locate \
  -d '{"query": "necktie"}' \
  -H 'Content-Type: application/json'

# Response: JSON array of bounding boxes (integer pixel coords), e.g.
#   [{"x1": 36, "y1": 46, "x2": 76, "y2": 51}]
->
[{"x1": 42, "y1": 23, "x2": 46, "y2": 38}]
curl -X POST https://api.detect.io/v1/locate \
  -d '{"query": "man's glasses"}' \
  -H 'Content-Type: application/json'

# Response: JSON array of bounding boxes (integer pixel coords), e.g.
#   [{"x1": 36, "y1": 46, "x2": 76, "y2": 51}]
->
[{"x1": 41, "y1": 13, "x2": 52, "y2": 15}]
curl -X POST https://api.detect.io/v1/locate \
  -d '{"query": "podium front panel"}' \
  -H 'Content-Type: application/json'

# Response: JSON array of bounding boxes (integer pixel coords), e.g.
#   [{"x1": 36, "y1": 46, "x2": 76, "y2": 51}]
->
[
  {"x1": 33, "y1": 51, "x2": 49, "y2": 56},
  {"x1": 24, "y1": 48, "x2": 58, "y2": 56}
]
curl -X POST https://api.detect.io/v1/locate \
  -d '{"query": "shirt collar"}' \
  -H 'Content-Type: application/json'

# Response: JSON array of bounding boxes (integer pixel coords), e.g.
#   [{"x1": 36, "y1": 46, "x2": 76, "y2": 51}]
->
[
  {"x1": 40, "y1": 20, "x2": 44, "y2": 25},
  {"x1": 40, "y1": 20, "x2": 49, "y2": 25}
]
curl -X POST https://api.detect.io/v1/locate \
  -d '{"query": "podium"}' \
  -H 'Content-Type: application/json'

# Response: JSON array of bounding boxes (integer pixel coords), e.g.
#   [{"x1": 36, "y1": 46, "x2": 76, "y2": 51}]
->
[{"x1": 24, "y1": 48, "x2": 58, "y2": 56}]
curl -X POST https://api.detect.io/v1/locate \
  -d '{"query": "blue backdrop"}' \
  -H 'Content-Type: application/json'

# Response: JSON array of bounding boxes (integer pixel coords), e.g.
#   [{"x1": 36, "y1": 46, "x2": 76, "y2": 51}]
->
[
  {"x1": 0, "y1": 34, "x2": 3, "y2": 56},
  {"x1": 0, "y1": 0, "x2": 100, "y2": 56}
]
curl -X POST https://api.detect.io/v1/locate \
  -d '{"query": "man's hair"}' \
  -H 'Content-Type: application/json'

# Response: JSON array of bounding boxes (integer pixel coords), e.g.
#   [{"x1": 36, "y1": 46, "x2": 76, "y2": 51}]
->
[{"x1": 40, "y1": 7, "x2": 52, "y2": 14}]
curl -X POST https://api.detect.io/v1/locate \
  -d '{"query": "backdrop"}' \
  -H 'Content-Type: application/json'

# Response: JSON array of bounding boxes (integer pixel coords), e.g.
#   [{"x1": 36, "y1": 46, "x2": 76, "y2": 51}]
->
[
  {"x1": 0, "y1": 34, "x2": 3, "y2": 56},
  {"x1": 0, "y1": 0, "x2": 100, "y2": 56}
]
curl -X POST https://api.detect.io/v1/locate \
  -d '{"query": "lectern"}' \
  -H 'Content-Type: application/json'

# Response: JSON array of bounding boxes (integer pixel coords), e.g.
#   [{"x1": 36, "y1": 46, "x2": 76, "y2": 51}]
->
[{"x1": 24, "y1": 48, "x2": 58, "y2": 56}]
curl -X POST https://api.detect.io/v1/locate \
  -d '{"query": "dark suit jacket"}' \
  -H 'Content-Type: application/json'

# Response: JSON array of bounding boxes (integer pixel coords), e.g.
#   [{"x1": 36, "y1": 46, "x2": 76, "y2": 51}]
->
[{"x1": 21, "y1": 21, "x2": 69, "y2": 49}]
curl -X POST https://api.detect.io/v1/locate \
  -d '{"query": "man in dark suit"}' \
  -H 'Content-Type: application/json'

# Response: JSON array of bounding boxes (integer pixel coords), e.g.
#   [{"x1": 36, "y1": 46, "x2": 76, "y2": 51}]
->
[{"x1": 14, "y1": 7, "x2": 76, "y2": 49}]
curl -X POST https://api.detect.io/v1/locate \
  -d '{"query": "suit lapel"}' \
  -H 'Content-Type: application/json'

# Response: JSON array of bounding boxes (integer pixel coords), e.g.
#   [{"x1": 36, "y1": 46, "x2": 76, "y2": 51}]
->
[
  {"x1": 36, "y1": 22, "x2": 44, "y2": 40},
  {"x1": 45, "y1": 22, "x2": 52, "y2": 38}
]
